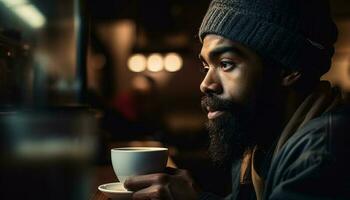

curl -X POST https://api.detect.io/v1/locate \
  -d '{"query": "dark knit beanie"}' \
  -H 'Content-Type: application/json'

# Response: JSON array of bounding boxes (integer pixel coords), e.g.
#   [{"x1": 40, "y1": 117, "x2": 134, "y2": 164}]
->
[{"x1": 199, "y1": 0, "x2": 338, "y2": 76}]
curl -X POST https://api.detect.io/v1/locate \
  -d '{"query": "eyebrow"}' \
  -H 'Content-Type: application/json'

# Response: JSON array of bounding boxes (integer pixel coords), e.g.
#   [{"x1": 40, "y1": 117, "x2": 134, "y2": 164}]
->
[{"x1": 199, "y1": 45, "x2": 245, "y2": 62}]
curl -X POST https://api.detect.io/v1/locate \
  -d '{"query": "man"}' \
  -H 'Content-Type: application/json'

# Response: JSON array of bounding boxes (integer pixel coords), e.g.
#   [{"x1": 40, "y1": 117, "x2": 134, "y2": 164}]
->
[{"x1": 124, "y1": 0, "x2": 350, "y2": 199}]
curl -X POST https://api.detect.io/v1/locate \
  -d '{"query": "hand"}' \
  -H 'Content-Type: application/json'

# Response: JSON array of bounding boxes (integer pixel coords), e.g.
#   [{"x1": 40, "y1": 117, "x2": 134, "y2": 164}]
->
[{"x1": 124, "y1": 167, "x2": 200, "y2": 200}]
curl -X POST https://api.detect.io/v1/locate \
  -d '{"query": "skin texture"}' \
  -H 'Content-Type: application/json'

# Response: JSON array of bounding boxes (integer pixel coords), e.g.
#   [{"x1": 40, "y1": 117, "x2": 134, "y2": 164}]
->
[
  {"x1": 199, "y1": 35, "x2": 272, "y2": 166},
  {"x1": 199, "y1": 35, "x2": 264, "y2": 106}
]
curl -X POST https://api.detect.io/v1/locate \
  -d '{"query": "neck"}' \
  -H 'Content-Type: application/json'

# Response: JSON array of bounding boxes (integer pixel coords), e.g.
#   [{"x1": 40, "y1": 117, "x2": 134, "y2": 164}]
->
[{"x1": 253, "y1": 86, "x2": 309, "y2": 150}]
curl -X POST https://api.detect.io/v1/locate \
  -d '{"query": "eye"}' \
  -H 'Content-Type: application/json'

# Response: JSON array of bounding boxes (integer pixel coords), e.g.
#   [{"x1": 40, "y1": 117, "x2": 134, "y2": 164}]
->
[
  {"x1": 200, "y1": 63, "x2": 209, "y2": 74},
  {"x1": 220, "y1": 60, "x2": 236, "y2": 71}
]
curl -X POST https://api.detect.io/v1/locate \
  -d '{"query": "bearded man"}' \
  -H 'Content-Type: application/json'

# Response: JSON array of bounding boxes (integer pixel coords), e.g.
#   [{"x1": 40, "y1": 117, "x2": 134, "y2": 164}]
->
[{"x1": 124, "y1": 0, "x2": 350, "y2": 199}]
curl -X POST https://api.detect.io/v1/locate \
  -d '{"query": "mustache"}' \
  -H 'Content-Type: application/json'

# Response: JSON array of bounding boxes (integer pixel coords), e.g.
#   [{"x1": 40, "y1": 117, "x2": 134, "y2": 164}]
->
[{"x1": 201, "y1": 95, "x2": 239, "y2": 112}]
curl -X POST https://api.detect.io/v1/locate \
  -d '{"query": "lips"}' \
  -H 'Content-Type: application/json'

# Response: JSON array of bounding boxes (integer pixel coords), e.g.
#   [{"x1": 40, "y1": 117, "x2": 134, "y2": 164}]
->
[{"x1": 206, "y1": 106, "x2": 225, "y2": 119}]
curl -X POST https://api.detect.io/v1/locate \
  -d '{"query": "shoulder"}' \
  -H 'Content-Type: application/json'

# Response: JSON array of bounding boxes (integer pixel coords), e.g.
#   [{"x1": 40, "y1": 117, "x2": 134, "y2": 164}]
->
[
  {"x1": 263, "y1": 105, "x2": 350, "y2": 199},
  {"x1": 281, "y1": 104, "x2": 350, "y2": 162},
  {"x1": 276, "y1": 104, "x2": 350, "y2": 164}
]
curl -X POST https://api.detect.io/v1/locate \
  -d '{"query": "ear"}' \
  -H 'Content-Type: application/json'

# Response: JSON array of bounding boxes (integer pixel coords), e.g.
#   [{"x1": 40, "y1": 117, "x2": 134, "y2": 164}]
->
[{"x1": 281, "y1": 71, "x2": 302, "y2": 86}]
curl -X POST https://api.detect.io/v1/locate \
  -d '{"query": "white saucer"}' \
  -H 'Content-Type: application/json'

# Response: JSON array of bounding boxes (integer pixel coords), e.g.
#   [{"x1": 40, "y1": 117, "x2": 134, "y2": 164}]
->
[{"x1": 98, "y1": 182, "x2": 133, "y2": 200}]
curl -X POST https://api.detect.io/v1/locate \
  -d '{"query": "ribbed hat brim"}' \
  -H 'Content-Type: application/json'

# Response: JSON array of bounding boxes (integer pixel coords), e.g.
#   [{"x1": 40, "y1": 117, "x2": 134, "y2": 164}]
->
[{"x1": 199, "y1": 5, "x2": 332, "y2": 76}]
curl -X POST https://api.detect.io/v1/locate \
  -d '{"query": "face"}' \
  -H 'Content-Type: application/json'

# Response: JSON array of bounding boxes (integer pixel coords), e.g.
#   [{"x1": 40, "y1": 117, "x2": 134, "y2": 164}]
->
[{"x1": 199, "y1": 34, "x2": 265, "y2": 166}]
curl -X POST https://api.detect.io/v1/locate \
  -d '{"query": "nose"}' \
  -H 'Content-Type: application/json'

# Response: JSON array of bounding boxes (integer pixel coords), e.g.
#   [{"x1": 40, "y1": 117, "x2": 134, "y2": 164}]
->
[{"x1": 200, "y1": 68, "x2": 223, "y2": 95}]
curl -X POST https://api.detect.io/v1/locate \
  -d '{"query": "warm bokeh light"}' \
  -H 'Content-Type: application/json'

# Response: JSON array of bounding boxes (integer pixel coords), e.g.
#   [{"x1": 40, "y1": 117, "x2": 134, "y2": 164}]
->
[
  {"x1": 147, "y1": 53, "x2": 164, "y2": 72},
  {"x1": 164, "y1": 53, "x2": 183, "y2": 72},
  {"x1": 128, "y1": 54, "x2": 147, "y2": 72},
  {"x1": 14, "y1": 5, "x2": 46, "y2": 28},
  {"x1": 1, "y1": 0, "x2": 46, "y2": 28},
  {"x1": 0, "y1": 0, "x2": 27, "y2": 7}
]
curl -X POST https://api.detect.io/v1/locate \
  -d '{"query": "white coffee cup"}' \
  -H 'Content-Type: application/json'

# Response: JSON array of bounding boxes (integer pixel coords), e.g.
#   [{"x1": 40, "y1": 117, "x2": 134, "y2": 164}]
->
[{"x1": 111, "y1": 147, "x2": 168, "y2": 183}]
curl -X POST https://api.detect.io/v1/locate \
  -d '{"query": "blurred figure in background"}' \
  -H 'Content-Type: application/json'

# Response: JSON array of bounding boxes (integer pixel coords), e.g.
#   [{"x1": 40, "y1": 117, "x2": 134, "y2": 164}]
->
[
  {"x1": 87, "y1": 28, "x2": 165, "y2": 142},
  {"x1": 87, "y1": 27, "x2": 113, "y2": 109},
  {"x1": 108, "y1": 74, "x2": 166, "y2": 141}
]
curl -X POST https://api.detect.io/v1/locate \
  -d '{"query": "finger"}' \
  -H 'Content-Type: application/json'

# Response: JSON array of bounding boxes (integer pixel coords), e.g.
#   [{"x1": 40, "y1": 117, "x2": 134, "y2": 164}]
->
[
  {"x1": 125, "y1": 173, "x2": 170, "y2": 191},
  {"x1": 132, "y1": 185, "x2": 173, "y2": 200},
  {"x1": 173, "y1": 169, "x2": 190, "y2": 180},
  {"x1": 164, "y1": 167, "x2": 180, "y2": 175},
  {"x1": 164, "y1": 168, "x2": 192, "y2": 181}
]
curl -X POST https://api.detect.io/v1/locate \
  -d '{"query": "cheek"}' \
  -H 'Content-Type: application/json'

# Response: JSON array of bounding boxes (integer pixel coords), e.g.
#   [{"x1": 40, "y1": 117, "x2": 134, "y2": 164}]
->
[
  {"x1": 222, "y1": 67, "x2": 261, "y2": 104},
  {"x1": 221, "y1": 70, "x2": 250, "y2": 103}
]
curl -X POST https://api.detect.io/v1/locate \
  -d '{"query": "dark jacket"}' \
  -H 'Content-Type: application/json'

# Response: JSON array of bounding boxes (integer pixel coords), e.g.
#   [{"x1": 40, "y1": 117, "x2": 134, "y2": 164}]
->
[{"x1": 199, "y1": 104, "x2": 350, "y2": 200}]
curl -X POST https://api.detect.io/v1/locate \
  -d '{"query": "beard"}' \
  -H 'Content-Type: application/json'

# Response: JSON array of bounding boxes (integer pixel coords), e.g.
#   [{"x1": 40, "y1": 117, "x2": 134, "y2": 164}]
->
[{"x1": 201, "y1": 94, "x2": 256, "y2": 168}]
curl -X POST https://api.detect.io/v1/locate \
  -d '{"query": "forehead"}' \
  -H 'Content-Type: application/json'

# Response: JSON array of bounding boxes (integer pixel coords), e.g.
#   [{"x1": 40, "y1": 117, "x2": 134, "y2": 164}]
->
[
  {"x1": 202, "y1": 34, "x2": 233, "y2": 49},
  {"x1": 200, "y1": 34, "x2": 258, "y2": 59}
]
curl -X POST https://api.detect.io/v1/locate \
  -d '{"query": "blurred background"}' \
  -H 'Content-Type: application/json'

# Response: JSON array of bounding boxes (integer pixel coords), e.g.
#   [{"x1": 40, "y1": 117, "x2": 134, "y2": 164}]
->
[{"x1": 0, "y1": 0, "x2": 349, "y2": 199}]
